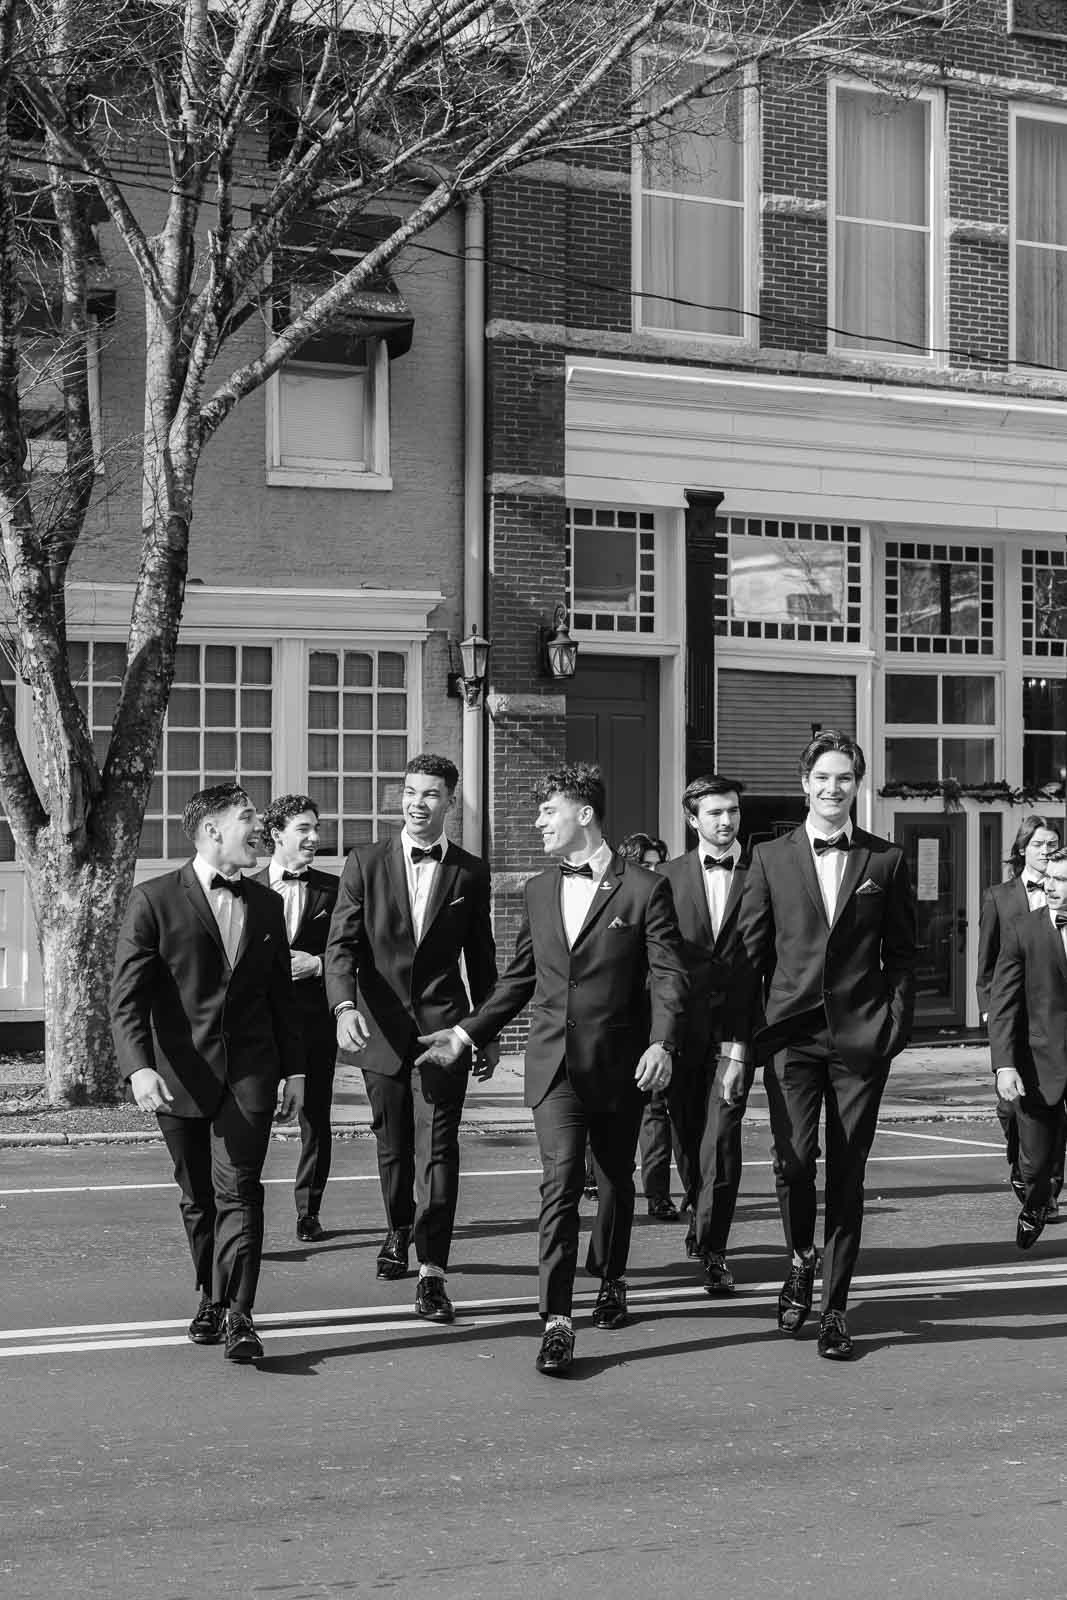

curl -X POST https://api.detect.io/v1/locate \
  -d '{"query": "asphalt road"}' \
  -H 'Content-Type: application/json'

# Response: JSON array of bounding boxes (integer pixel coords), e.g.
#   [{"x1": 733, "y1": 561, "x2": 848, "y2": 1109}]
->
[{"x1": 3, "y1": 1121, "x2": 1066, "y2": 1600}]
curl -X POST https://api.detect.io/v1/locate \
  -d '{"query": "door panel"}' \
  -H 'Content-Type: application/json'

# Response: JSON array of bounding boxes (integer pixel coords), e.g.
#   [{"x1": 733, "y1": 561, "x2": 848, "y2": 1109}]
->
[
  {"x1": 565, "y1": 657, "x2": 660, "y2": 847},
  {"x1": 893, "y1": 812, "x2": 967, "y2": 1029}
]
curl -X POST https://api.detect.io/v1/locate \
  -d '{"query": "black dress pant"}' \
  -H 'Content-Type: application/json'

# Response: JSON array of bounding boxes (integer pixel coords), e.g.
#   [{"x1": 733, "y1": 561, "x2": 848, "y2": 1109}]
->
[
  {"x1": 294, "y1": 1066, "x2": 335, "y2": 1220},
  {"x1": 532, "y1": 1064, "x2": 645, "y2": 1318},
  {"x1": 157, "y1": 1089, "x2": 274, "y2": 1312},
  {"x1": 1012, "y1": 1093, "x2": 1067, "y2": 1214},
  {"x1": 638, "y1": 1091, "x2": 683, "y2": 1203},
  {"x1": 693, "y1": 1055, "x2": 756, "y2": 1256},
  {"x1": 764, "y1": 1026, "x2": 889, "y2": 1314},
  {"x1": 998, "y1": 1095, "x2": 1066, "y2": 1197},
  {"x1": 363, "y1": 1060, "x2": 467, "y2": 1270}
]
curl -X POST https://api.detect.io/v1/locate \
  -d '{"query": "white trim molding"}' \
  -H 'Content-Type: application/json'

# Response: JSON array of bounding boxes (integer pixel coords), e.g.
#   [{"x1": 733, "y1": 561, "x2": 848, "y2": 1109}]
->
[{"x1": 56, "y1": 582, "x2": 445, "y2": 639}]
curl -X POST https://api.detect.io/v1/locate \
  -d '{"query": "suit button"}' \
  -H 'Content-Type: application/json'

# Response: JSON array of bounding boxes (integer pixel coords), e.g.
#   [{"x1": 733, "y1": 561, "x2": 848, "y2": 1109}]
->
[
  {"x1": 566, "y1": 1019, "x2": 576, "y2": 1029},
  {"x1": 569, "y1": 981, "x2": 578, "y2": 989}
]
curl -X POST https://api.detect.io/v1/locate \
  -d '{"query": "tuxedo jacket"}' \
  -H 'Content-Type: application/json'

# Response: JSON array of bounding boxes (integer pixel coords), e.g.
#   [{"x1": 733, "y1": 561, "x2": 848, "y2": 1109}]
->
[
  {"x1": 988, "y1": 906, "x2": 1067, "y2": 1106},
  {"x1": 324, "y1": 835, "x2": 497, "y2": 1077},
  {"x1": 976, "y1": 876, "x2": 1031, "y2": 1018},
  {"x1": 110, "y1": 862, "x2": 304, "y2": 1119},
  {"x1": 659, "y1": 849, "x2": 751, "y2": 1064},
  {"x1": 461, "y1": 852, "x2": 689, "y2": 1111},
  {"x1": 250, "y1": 863, "x2": 339, "y2": 1072},
  {"x1": 734, "y1": 825, "x2": 916, "y2": 1071}
]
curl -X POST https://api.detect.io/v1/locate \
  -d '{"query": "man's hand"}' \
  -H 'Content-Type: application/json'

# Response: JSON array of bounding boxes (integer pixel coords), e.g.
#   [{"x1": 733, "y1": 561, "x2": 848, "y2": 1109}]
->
[
  {"x1": 635, "y1": 1042, "x2": 673, "y2": 1093},
  {"x1": 278, "y1": 1076, "x2": 305, "y2": 1120},
  {"x1": 336, "y1": 1008, "x2": 371, "y2": 1052},
  {"x1": 415, "y1": 1029, "x2": 466, "y2": 1068},
  {"x1": 291, "y1": 950, "x2": 322, "y2": 981},
  {"x1": 129, "y1": 1068, "x2": 174, "y2": 1114},
  {"x1": 472, "y1": 1040, "x2": 500, "y2": 1082},
  {"x1": 995, "y1": 1066, "x2": 1025, "y2": 1102},
  {"x1": 719, "y1": 1055, "x2": 747, "y2": 1104}
]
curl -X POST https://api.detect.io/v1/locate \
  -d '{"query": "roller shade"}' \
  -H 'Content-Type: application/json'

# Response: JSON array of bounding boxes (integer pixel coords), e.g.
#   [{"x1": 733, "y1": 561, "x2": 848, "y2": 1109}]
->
[{"x1": 717, "y1": 669, "x2": 856, "y2": 794}]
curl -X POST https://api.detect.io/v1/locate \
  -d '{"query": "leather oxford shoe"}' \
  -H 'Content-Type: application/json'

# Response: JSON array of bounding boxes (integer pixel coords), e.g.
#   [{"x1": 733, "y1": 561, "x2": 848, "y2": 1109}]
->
[
  {"x1": 701, "y1": 1251, "x2": 735, "y2": 1295},
  {"x1": 536, "y1": 1323, "x2": 575, "y2": 1376},
  {"x1": 187, "y1": 1293, "x2": 225, "y2": 1345},
  {"x1": 817, "y1": 1309, "x2": 854, "y2": 1361},
  {"x1": 376, "y1": 1227, "x2": 412, "y2": 1280},
  {"x1": 591, "y1": 1277, "x2": 628, "y2": 1329},
  {"x1": 1017, "y1": 1207, "x2": 1046, "y2": 1250},
  {"x1": 224, "y1": 1310, "x2": 264, "y2": 1363},
  {"x1": 778, "y1": 1252, "x2": 816, "y2": 1334},
  {"x1": 647, "y1": 1197, "x2": 680, "y2": 1223},
  {"x1": 296, "y1": 1215, "x2": 325, "y2": 1243},
  {"x1": 415, "y1": 1275, "x2": 455, "y2": 1323}
]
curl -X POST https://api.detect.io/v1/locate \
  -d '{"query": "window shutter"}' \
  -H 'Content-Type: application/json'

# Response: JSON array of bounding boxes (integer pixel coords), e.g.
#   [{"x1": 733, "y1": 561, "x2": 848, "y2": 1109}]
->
[{"x1": 717, "y1": 669, "x2": 856, "y2": 793}]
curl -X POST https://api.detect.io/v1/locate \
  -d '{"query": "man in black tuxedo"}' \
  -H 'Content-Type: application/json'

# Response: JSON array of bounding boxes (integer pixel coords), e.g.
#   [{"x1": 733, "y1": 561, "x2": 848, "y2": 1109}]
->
[
  {"x1": 660, "y1": 774, "x2": 755, "y2": 1294},
  {"x1": 988, "y1": 846, "x2": 1067, "y2": 1251},
  {"x1": 253, "y1": 794, "x2": 339, "y2": 1242},
  {"x1": 976, "y1": 815, "x2": 1064, "y2": 1212},
  {"x1": 417, "y1": 762, "x2": 688, "y2": 1377},
  {"x1": 728, "y1": 730, "x2": 916, "y2": 1361},
  {"x1": 324, "y1": 753, "x2": 498, "y2": 1324},
  {"x1": 110, "y1": 784, "x2": 304, "y2": 1363}
]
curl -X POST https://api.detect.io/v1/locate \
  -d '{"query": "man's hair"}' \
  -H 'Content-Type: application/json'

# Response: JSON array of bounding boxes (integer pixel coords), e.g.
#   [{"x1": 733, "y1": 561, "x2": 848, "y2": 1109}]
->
[
  {"x1": 534, "y1": 761, "x2": 607, "y2": 823},
  {"x1": 619, "y1": 831, "x2": 668, "y2": 864},
  {"x1": 1045, "y1": 845, "x2": 1067, "y2": 868},
  {"x1": 1009, "y1": 815, "x2": 1062, "y2": 876},
  {"x1": 182, "y1": 783, "x2": 250, "y2": 842},
  {"x1": 798, "y1": 729, "x2": 866, "y2": 783},
  {"x1": 404, "y1": 753, "x2": 459, "y2": 794},
  {"x1": 260, "y1": 793, "x2": 319, "y2": 852},
  {"x1": 681, "y1": 774, "x2": 744, "y2": 818}
]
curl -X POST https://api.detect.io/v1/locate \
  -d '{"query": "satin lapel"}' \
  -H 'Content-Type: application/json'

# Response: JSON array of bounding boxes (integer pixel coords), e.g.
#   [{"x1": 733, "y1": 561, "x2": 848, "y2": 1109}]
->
[
  {"x1": 420, "y1": 855, "x2": 461, "y2": 941},
  {"x1": 294, "y1": 876, "x2": 328, "y2": 941},
  {"x1": 180, "y1": 862, "x2": 226, "y2": 960},
  {"x1": 790, "y1": 828, "x2": 827, "y2": 925},
  {"x1": 530, "y1": 867, "x2": 569, "y2": 953},
  {"x1": 232, "y1": 888, "x2": 255, "y2": 968},
  {"x1": 830, "y1": 839, "x2": 871, "y2": 931},
  {"x1": 1044, "y1": 912, "x2": 1067, "y2": 986},
  {"x1": 686, "y1": 850, "x2": 714, "y2": 942},
  {"x1": 714, "y1": 862, "x2": 745, "y2": 950},
  {"x1": 387, "y1": 837, "x2": 415, "y2": 943},
  {"x1": 571, "y1": 853, "x2": 624, "y2": 949}
]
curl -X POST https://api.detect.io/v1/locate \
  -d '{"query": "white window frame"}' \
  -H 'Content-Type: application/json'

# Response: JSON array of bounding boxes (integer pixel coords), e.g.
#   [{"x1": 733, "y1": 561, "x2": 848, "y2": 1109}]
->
[
  {"x1": 266, "y1": 338, "x2": 391, "y2": 489},
  {"x1": 882, "y1": 667, "x2": 1002, "y2": 786},
  {"x1": 631, "y1": 54, "x2": 759, "y2": 346},
  {"x1": 1009, "y1": 102, "x2": 1067, "y2": 372},
  {"x1": 23, "y1": 317, "x2": 103, "y2": 474},
  {"x1": 827, "y1": 79, "x2": 945, "y2": 366}
]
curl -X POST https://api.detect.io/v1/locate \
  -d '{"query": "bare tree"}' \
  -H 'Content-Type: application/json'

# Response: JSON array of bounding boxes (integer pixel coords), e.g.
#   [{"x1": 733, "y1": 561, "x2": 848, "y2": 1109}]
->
[{"x1": 0, "y1": 0, "x2": 983, "y2": 1102}]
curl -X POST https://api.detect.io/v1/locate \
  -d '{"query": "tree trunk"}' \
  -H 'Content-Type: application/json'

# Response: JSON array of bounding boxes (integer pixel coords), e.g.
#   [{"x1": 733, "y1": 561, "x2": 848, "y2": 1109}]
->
[{"x1": 30, "y1": 823, "x2": 139, "y2": 1106}]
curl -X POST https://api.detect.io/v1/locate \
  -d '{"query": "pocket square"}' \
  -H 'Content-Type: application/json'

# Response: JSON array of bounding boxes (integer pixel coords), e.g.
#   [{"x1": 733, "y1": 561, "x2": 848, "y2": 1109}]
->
[
  {"x1": 608, "y1": 916, "x2": 631, "y2": 930},
  {"x1": 856, "y1": 879, "x2": 883, "y2": 895},
  {"x1": 312, "y1": 910, "x2": 327, "y2": 920},
  {"x1": 449, "y1": 896, "x2": 465, "y2": 907}
]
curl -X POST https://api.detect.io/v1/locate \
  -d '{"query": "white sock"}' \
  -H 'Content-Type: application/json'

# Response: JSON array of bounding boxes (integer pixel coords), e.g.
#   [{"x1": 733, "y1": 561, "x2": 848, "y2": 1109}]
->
[
  {"x1": 418, "y1": 1263, "x2": 445, "y2": 1281},
  {"x1": 792, "y1": 1247, "x2": 816, "y2": 1268},
  {"x1": 545, "y1": 1314, "x2": 572, "y2": 1333}
]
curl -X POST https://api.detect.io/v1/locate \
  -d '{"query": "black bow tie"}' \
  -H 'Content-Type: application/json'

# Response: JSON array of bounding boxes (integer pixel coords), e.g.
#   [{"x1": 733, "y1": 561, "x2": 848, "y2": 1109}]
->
[
  {"x1": 210, "y1": 874, "x2": 244, "y2": 897},
  {"x1": 280, "y1": 870, "x2": 306, "y2": 882},
  {"x1": 410, "y1": 844, "x2": 442, "y2": 864},
  {"x1": 703, "y1": 855, "x2": 734, "y2": 872},
  {"x1": 560, "y1": 861, "x2": 594, "y2": 879},
  {"x1": 813, "y1": 835, "x2": 849, "y2": 856},
  {"x1": 1025, "y1": 880, "x2": 1045, "y2": 894},
  {"x1": 1056, "y1": 913, "x2": 1067, "y2": 929}
]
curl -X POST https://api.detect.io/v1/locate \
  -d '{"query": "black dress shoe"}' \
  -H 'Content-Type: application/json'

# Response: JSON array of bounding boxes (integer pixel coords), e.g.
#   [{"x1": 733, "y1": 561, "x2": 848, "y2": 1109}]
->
[
  {"x1": 701, "y1": 1251, "x2": 735, "y2": 1295},
  {"x1": 376, "y1": 1227, "x2": 412, "y2": 1280},
  {"x1": 591, "y1": 1277, "x2": 628, "y2": 1329},
  {"x1": 296, "y1": 1215, "x2": 325, "y2": 1243},
  {"x1": 646, "y1": 1197, "x2": 680, "y2": 1222},
  {"x1": 224, "y1": 1310, "x2": 264, "y2": 1363},
  {"x1": 817, "y1": 1309, "x2": 854, "y2": 1361},
  {"x1": 187, "y1": 1293, "x2": 225, "y2": 1345},
  {"x1": 1017, "y1": 1207, "x2": 1046, "y2": 1250},
  {"x1": 1045, "y1": 1194, "x2": 1061, "y2": 1223},
  {"x1": 536, "y1": 1323, "x2": 575, "y2": 1376},
  {"x1": 778, "y1": 1253, "x2": 816, "y2": 1334},
  {"x1": 414, "y1": 1275, "x2": 455, "y2": 1323}
]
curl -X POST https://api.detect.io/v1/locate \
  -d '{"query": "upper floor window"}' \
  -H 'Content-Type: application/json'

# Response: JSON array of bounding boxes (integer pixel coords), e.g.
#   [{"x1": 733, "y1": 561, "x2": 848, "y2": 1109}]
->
[
  {"x1": 1021, "y1": 546, "x2": 1067, "y2": 658},
  {"x1": 634, "y1": 62, "x2": 752, "y2": 340},
  {"x1": 830, "y1": 85, "x2": 940, "y2": 359},
  {"x1": 567, "y1": 506, "x2": 657, "y2": 634},
  {"x1": 884, "y1": 541, "x2": 994, "y2": 656},
  {"x1": 1012, "y1": 109, "x2": 1067, "y2": 371},
  {"x1": 714, "y1": 516, "x2": 863, "y2": 644},
  {"x1": 306, "y1": 648, "x2": 411, "y2": 854}
]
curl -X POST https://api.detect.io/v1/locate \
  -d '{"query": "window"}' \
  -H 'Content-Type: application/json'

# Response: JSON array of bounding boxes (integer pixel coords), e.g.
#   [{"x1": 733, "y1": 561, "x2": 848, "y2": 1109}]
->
[
  {"x1": 305, "y1": 648, "x2": 411, "y2": 855},
  {"x1": 635, "y1": 61, "x2": 751, "y2": 339},
  {"x1": 268, "y1": 341, "x2": 389, "y2": 488},
  {"x1": 1022, "y1": 547, "x2": 1067, "y2": 657},
  {"x1": 1023, "y1": 676, "x2": 1066, "y2": 790},
  {"x1": 830, "y1": 85, "x2": 940, "y2": 358},
  {"x1": 884, "y1": 542, "x2": 994, "y2": 655},
  {"x1": 714, "y1": 517, "x2": 862, "y2": 643},
  {"x1": 883, "y1": 670, "x2": 997, "y2": 784},
  {"x1": 1012, "y1": 110, "x2": 1067, "y2": 370},
  {"x1": 568, "y1": 507, "x2": 657, "y2": 634},
  {"x1": 19, "y1": 316, "x2": 102, "y2": 474}
]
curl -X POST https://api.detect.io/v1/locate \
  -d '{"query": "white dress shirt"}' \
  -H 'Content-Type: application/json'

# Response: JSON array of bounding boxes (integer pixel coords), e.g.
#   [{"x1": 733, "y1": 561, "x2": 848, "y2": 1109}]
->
[
  {"x1": 192, "y1": 853, "x2": 246, "y2": 967},
  {"x1": 1025, "y1": 877, "x2": 1048, "y2": 912},
  {"x1": 700, "y1": 838, "x2": 742, "y2": 940},
  {"x1": 1050, "y1": 905, "x2": 1067, "y2": 953},
  {"x1": 402, "y1": 830, "x2": 449, "y2": 944},
  {"x1": 268, "y1": 859, "x2": 307, "y2": 945},
  {"x1": 560, "y1": 839, "x2": 613, "y2": 948},
  {"x1": 806, "y1": 816, "x2": 854, "y2": 924}
]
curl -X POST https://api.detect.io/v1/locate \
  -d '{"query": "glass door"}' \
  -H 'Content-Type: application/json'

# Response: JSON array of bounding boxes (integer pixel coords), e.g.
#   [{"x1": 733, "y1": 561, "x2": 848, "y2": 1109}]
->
[{"x1": 894, "y1": 812, "x2": 967, "y2": 1030}]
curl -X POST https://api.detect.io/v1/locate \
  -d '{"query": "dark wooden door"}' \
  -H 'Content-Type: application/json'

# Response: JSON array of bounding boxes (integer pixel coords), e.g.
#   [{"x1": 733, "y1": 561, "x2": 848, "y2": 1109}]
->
[
  {"x1": 894, "y1": 812, "x2": 968, "y2": 1029},
  {"x1": 565, "y1": 656, "x2": 660, "y2": 846}
]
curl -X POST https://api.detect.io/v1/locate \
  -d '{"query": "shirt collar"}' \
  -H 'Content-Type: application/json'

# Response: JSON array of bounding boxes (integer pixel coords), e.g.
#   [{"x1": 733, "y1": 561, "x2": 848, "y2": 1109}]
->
[
  {"x1": 562, "y1": 839, "x2": 613, "y2": 882},
  {"x1": 193, "y1": 853, "x2": 242, "y2": 894},
  {"x1": 805, "y1": 817, "x2": 854, "y2": 851},
  {"x1": 401, "y1": 830, "x2": 448, "y2": 864},
  {"x1": 268, "y1": 859, "x2": 306, "y2": 886},
  {"x1": 703, "y1": 839, "x2": 742, "y2": 867}
]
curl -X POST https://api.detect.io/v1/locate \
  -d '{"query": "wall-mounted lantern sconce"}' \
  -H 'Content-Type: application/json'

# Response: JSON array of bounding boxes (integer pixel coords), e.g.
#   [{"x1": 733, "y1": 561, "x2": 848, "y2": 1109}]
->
[
  {"x1": 447, "y1": 624, "x2": 491, "y2": 709},
  {"x1": 543, "y1": 603, "x2": 579, "y2": 680}
]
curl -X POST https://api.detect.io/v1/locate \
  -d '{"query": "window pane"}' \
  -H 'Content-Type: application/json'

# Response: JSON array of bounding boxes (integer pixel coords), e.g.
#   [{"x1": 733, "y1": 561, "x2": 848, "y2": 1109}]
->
[
  {"x1": 168, "y1": 775, "x2": 201, "y2": 812},
  {"x1": 730, "y1": 532, "x2": 845, "y2": 623},
  {"x1": 241, "y1": 647, "x2": 272, "y2": 685},
  {"x1": 308, "y1": 692, "x2": 337, "y2": 730},
  {"x1": 308, "y1": 733, "x2": 338, "y2": 769},
  {"x1": 241, "y1": 733, "x2": 272, "y2": 769},
  {"x1": 1024, "y1": 733, "x2": 1067, "y2": 790},
  {"x1": 168, "y1": 731, "x2": 201, "y2": 769},
  {"x1": 92, "y1": 686, "x2": 120, "y2": 726},
  {"x1": 342, "y1": 818, "x2": 372, "y2": 850},
  {"x1": 574, "y1": 528, "x2": 638, "y2": 613},
  {"x1": 168, "y1": 688, "x2": 200, "y2": 727},
  {"x1": 94, "y1": 642, "x2": 126, "y2": 682},
  {"x1": 205, "y1": 646, "x2": 236, "y2": 682},
  {"x1": 1034, "y1": 570, "x2": 1067, "y2": 643},
  {"x1": 886, "y1": 674, "x2": 938, "y2": 724},
  {"x1": 378, "y1": 735, "x2": 408, "y2": 769},
  {"x1": 943, "y1": 739, "x2": 995, "y2": 783},
  {"x1": 343, "y1": 695, "x2": 373, "y2": 730},
  {"x1": 643, "y1": 69, "x2": 742, "y2": 200},
  {"x1": 173, "y1": 645, "x2": 201, "y2": 683},
  {"x1": 899, "y1": 561, "x2": 980, "y2": 637},
  {"x1": 1016, "y1": 245, "x2": 1067, "y2": 370},
  {"x1": 317, "y1": 818, "x2": 339, "y2": 854},
  {"x1": 139, "y1": 819, "x2": 164, "y2": 858},
  {"x1": 942, "y1": 676, "x2": 995, "y2": 725},
  {"x1": 240, "y1": 689, "x2": 272, "y2": 729},
  {"x1": 344, "y1": 652, "x2": 373, "y2": 687},
  {"x1": 204, "y1": 732, "x2": 236, "y2": 769},
  {"x1": 308, "y1": 778, "x2": 337, "y2": 812},
  {"x1": 1017, "y1": 117, "x2": 1067, "y2": 246},
  {"x1": 204, "y1": 689, "x2": 235, "y2": 724},
  {"x1": 377, "y1": 777, "x2": 403, "y2": 813},
  {"x1": 885, "y1": 737, "x2": 938, "y2": 782},
  {"x1": 378, "y1": 653, "x2": 406, "y2": 689},
  {"x1": 378, "y1": 695, "x2": 407, "y2": 730},
  {"x1": 837, "y1": 92, "x2": 929, "y2": 224},
  {"x1": 167, "y1": 821, "x2": 189, "y2": 857},
  {"x1": 279, "y1": 365, "x2": 365, "y2": 465},
  {"x1": 1024, "y1": 676, "x2": 1067, "y2": 731},
  {"x1": 242, "y1": 775, "x2": 270, "y2": 808},
  {"x1": 343, "y1": 777, "x2": 373, "y2": 812},
  {"x1": 68, "y1": 641, "x2": 88, "y2": 680},
  {"x1": 309, "y1": 651, "x2": 339, "y2": 687},
  {"x1": 344, "y1": 734, "x2": 372, "y2": 768},
  {"x1": 147, "y1": 775, "x2": 164, "y2": 813},
  {"x1": 641, "y1": 195, "x2": 742, "y2": 337},
  {"x1": 835, "y1": 222, "x2": 927, "y2": 353}
]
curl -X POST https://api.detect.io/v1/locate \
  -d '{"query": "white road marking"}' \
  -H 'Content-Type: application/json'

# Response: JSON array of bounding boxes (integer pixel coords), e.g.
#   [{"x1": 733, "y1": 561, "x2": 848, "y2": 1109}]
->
[{"x1": 876, "y1": 1128, "x2": 1004, "y2": 1151}]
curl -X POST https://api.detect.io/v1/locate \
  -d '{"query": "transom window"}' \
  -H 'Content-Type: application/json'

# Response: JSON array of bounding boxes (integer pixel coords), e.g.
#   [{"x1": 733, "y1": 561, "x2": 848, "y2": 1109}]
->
[
  {"x1": 1012, "y1": 110, "x2": 1067, "y2": 371},
  {"x1": 568, "y1": 507, "x2": 657, "y2": 634},
  {"x1": 1023, "y1": 676, "x2": 1066, "y2": 791},
  {"x1": 714, "y1": 517, "x2": 862, "y2": 643},
  {"x1": 1021, "y1": 547, "x2": 1067, "y2": 658},
  {"x1": 884, "y1": 670, "x2": 997, "y2": 785},
  {"x1": 885, "y1": 542, "x2": 994, "y2": 655},
  {"x1": 306, "y1": 648, "x2": 411, "y2": 855}
]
